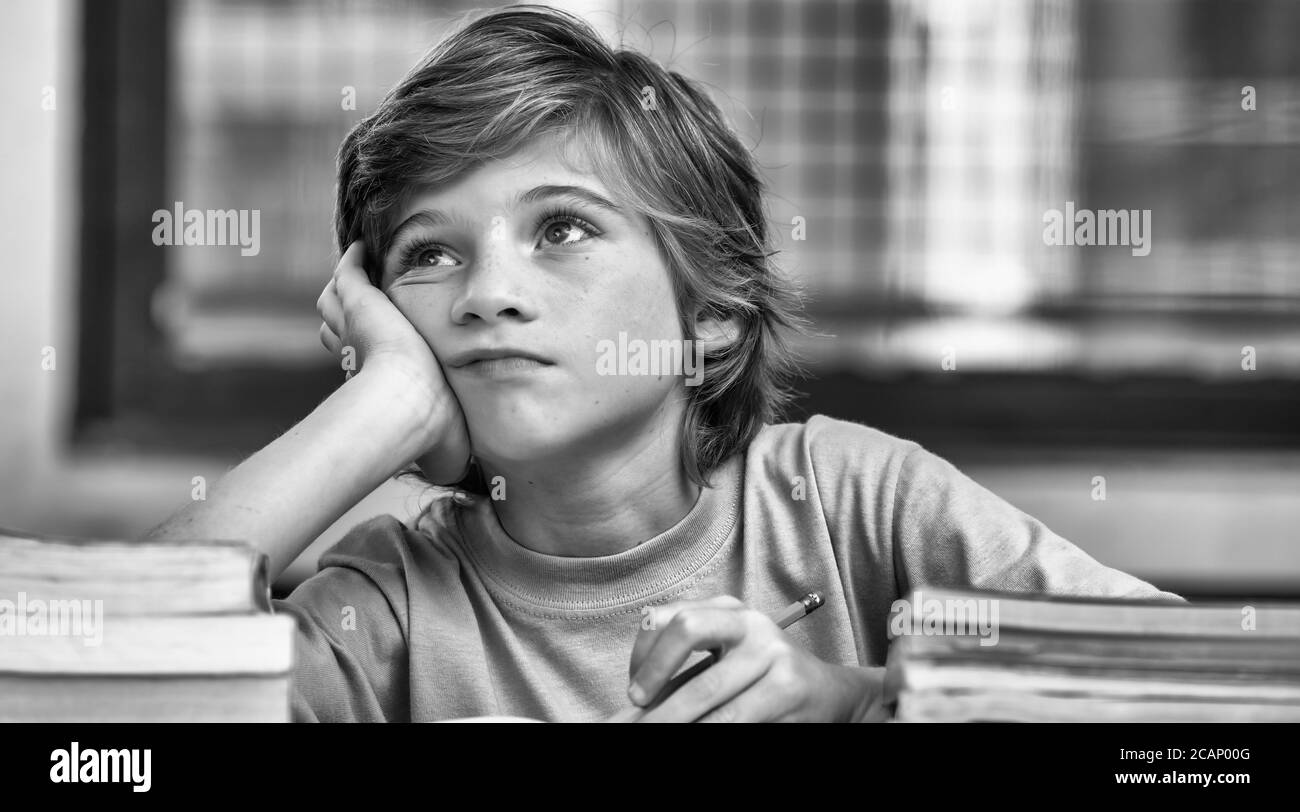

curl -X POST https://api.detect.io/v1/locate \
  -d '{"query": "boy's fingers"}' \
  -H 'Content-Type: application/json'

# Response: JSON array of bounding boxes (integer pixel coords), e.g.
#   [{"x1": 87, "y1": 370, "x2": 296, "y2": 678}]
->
[
  {"x1": 630, "y1": 595, "x2": 745, "y2": 676},
  {"x1": 642, "y1": 653, "x2": 768, "y2": 723},
  {"x1": 318, "y1": 322, "x2": 342, "y2": 355},
  {"x1": 335, "y1": 240, "x2": 370, "y2": 290},
  {"x1": 629, "y1": 608, "x2": 748, "y2": 705},
  {"x1": 694, "y1": 667, "x2": 778, "y2": 723},
  {"x1": 316, "y1": 278, "x2": 345, "y2": 336}
]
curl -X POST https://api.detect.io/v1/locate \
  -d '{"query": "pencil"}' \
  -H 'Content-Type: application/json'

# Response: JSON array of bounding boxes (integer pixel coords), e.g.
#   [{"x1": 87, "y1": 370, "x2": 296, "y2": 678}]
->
[{"x1": 606, "y1": 592, "x2": 825, "y2": 723}]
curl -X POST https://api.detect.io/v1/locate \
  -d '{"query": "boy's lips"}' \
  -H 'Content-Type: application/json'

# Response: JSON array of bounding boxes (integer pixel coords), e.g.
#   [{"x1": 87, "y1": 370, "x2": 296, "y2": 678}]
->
[
  {"x1": 446, "y1": 347, "x2": 555, "y2": 368},
  {"x1": 454, "y1": 356, "x2": 554, "y2": 378}
]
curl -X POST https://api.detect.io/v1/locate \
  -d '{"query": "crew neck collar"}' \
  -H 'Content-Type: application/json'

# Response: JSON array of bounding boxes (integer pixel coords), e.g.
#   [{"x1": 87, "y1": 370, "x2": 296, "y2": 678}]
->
[{"x1": 446, "y1": 453, "x2": 743, "y2": 614}]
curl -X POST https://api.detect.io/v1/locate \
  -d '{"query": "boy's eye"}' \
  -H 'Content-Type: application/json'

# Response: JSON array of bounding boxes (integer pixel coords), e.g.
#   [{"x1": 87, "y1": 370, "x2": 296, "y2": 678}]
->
[
  {"x1": 539, "y1": 215, "x2": 597, "y2": 247},
  {"x1": 406, "y1": 244, "x2": 457, "y2": 269},
  {"x1": 392, "y1": 210, "x2": 600, "y2": 276}
]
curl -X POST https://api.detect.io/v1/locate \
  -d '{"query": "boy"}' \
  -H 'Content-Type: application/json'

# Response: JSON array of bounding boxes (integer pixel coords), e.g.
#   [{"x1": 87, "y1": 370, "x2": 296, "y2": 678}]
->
[{"x1": 146, "y1": 6, "x2": 1182, "y2": 723}]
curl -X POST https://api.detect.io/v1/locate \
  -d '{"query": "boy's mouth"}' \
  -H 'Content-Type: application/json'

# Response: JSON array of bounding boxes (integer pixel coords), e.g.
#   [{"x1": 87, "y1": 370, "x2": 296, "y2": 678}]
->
[
  {"x1": 456, "y1": 356, "x2": 554, "y2": 377},
  {"x1": 447, "y1": 347, "x2": 555, "y2": 368},
  {"x1": 447, "y1": 347, "x2": 557, "y2": 379}
]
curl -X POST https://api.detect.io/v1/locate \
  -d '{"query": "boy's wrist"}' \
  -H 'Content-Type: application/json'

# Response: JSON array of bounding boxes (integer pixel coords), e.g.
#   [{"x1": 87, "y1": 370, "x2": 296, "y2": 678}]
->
[
  {"x1": 339, "y1": 363, "x2": 442, "y2": 461},
  {"x1": 842, "y1": 665, "x2": 890, "y2": 723},
  {"x1": 355, "y1": 358, "x2": 439, "y2": 417}
]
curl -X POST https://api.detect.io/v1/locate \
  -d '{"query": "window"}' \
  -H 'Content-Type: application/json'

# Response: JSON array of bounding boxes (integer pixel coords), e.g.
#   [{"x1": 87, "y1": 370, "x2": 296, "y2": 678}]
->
[
  {"x1": 76, "y1": 0, "x2": 490, "y2": 455},
  {"x1": 76, "y1": 0, "x2": 1300, "y2": 460}
]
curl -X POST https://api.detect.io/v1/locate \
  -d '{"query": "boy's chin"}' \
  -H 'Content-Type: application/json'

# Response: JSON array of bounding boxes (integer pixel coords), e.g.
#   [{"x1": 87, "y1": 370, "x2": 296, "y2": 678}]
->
[
  {"x1": 467, "y1": 399, "x2": 675, "y2": 464},
  {"x1": 469, "y1": 430, "x2": 572, "y2": 467}
]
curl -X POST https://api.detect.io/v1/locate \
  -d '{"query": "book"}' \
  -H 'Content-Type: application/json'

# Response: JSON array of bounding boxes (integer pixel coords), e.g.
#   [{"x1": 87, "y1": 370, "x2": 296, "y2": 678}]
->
[
  {"x1": 0, "y1": 614, "x2": 296, "y2": 675},
  {"x1": 895, "y1": 689, "x2": 1300, "y2": 723},
  {"x1": 0, "y1": 528, "x2": 294, "y2": 722},
  {"x1": 891, "y1": 586, "x2": 1300, "y2": 637},
  {"x1": 884, "y1": 586, "x2": 1300, "y2": 723},
  {"x1": 891, "y1": 628, "x2": 1300, "y2": 674},
  {"x1": 0, "y1": 527, "x2": 270, "y2": 615},
  {"x1": 0, "y1": 674, "x2": 293, "y2": 723}
]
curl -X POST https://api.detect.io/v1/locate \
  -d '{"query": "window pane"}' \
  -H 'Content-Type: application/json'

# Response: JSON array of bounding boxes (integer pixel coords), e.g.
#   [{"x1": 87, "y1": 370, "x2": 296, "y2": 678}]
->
[{"x1": 155, "y1": 0, "x2": 489, "y2": 369}]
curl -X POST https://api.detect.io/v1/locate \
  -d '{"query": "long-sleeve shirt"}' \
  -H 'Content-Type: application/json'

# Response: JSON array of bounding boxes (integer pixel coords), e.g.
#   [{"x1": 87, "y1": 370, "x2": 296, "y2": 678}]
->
[{"x1": 272, "y1": 415, "x2": 1183, "y2": 722}]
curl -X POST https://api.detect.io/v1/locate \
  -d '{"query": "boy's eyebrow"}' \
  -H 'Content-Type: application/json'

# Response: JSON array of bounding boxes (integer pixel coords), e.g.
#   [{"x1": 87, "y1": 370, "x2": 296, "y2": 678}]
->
[
  {"x1": 515, "y1": 184, "x2": 623, "y2": 214},
  {"x1": 387, "y1": 184, "x2": 624, "y2": 253}
]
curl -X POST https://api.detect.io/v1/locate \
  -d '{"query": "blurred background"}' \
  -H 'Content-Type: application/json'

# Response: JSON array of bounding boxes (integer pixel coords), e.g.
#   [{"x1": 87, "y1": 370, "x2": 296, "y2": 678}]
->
[{"x1": 1, "y1": 0, "x2": 1297, "y2": 599}]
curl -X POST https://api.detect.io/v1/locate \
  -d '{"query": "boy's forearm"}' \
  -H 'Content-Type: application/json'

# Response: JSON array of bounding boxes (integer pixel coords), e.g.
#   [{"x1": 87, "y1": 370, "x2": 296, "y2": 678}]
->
[{"x1": 142, "y1": 366, "x2": 436, "y2": 580}]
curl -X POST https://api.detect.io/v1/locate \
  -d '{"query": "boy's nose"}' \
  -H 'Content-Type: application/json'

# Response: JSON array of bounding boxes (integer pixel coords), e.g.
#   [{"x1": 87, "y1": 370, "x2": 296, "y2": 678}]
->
[{"x1": 450, "y1": 229, "x2": 537, "y2": 325}]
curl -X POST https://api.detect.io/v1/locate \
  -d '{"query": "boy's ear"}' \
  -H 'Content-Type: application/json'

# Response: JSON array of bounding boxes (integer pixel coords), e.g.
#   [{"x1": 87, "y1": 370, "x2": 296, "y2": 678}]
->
[{"x1": 693, "y1": 309, "x2": 741, "y2": 353}]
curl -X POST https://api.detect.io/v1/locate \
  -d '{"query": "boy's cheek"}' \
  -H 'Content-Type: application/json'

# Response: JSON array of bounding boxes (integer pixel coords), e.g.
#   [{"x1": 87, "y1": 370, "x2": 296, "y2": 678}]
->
[
  {"x1": 589, "y1": 303, "x2": 684, "y2": 344},
  {"x1": 386, "y1": 291, "x2": 448, "y2": 342},
  {"x1": 387, "y1": 283, "x2": 442, "y2": 312}
]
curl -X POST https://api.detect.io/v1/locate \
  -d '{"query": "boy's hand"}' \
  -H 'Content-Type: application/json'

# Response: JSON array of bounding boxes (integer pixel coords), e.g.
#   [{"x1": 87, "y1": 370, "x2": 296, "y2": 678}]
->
[
  {"x1": 317, "y1": 241, "x2": 472, "y2": 485},
  {"x1": 625, "y1": 596, "x2": 889, "y2": 722}
]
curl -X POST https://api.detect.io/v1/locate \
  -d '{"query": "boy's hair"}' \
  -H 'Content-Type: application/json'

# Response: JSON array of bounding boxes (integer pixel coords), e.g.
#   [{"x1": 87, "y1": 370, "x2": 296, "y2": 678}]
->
[{"x1": 335, "y1": 4, "x2": 809, "y2": 489}]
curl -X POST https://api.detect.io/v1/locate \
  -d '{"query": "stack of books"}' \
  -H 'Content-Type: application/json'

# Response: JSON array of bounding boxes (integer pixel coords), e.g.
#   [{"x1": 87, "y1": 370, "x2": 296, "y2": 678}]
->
[
  {"x1": 0, "y1": 528, "x2": 296, "y2": 722},
  {"x1": 884, "y1": 587, "x2": 1300, "y2": 722}
]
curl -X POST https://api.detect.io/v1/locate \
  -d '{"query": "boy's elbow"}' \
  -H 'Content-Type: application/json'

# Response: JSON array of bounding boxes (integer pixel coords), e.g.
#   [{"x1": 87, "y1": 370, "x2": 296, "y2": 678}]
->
[{"x1": 1128, "y1": 582, "x2": 1188, "y2": 603}]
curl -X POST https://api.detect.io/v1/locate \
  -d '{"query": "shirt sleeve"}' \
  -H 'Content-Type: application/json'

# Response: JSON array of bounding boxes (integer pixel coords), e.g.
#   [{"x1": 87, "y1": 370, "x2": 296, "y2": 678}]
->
[
  {"x1": 271, "y1": 515, "x2": 414, "y2": 722},
  {"x1": 890, "y1": 445, "x2": 1185, "y2": 602}
]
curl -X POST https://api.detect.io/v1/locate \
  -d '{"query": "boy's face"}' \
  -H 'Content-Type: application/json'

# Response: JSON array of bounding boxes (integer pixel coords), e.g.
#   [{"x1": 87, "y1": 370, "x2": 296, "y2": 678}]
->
[{"x1": 378, "y1": 132, "x2": 690, "y2": 468}]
